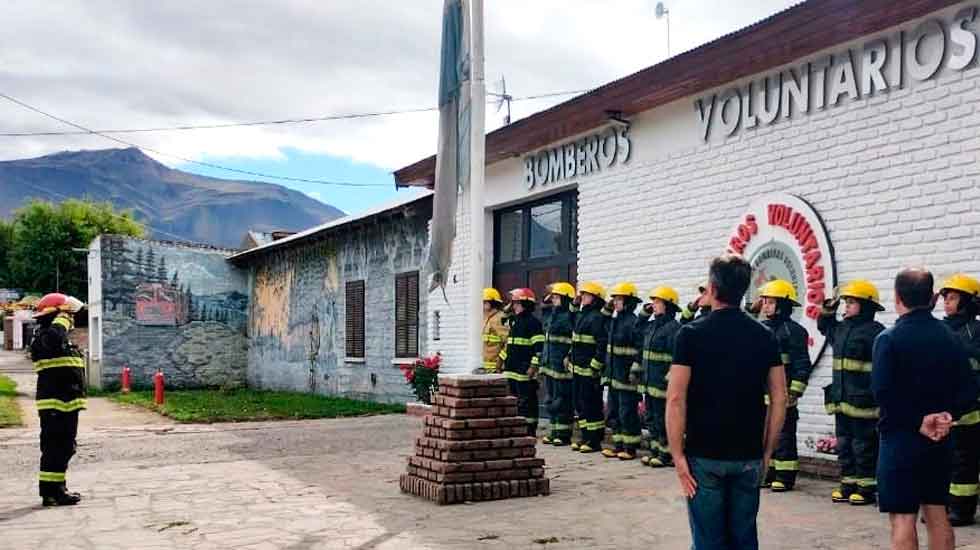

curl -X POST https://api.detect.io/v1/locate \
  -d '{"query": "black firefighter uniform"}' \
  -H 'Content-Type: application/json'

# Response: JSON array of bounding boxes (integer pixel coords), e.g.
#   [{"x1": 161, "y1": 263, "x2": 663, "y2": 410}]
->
[
  {"x1": 540, "y1": 302, "x2": 575, "y2": 444},
  {"x1": 500, "y1": 309, "x2": 544, "y2": 436},
  {"x1": 30, "y1": 312, "x2": 87, "y2": 499},
  {"x1": 568, "y1": 300, "x2": 609, "y2": 451}
]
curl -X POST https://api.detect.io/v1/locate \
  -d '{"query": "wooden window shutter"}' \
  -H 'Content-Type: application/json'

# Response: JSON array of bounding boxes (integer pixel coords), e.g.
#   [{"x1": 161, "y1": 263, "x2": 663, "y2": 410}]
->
[
  {"x1": 395, "y1": 271, "x2": 419, "y2": 358},
  {"x1": 345, "y1": 280, "x2": 365, "y2": 358}
]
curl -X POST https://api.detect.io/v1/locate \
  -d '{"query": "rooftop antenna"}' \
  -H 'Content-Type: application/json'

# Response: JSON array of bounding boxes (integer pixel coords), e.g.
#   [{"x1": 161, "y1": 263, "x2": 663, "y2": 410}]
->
[
  {"x1": 655, "y1": 2, "x2": 670, "y2": 58},
  {"x1": 489, "y1": 74, "x2": 512, "y2": 125}
]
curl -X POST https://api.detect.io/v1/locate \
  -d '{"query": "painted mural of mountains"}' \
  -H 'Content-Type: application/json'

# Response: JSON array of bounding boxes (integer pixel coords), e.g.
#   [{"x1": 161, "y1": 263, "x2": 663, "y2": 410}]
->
[{"x1": 0, "y1": 147, "x2": 345, "y2": 248}]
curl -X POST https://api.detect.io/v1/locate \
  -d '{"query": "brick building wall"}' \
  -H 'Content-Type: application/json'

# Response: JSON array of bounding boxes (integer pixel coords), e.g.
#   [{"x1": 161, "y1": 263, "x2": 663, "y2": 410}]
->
[
  {"x1": 245, "y1": 200, "x2": 431, "y2": 404},
  {"x1": 426, "y1": 2, "x2": 980, "y2": 461}
]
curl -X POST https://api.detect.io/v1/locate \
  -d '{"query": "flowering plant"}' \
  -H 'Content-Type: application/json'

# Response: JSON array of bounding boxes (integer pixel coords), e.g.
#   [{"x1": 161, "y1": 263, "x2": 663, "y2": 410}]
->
[{"x1": 400, "y1": 353, "x2": 441, "y2": 404}]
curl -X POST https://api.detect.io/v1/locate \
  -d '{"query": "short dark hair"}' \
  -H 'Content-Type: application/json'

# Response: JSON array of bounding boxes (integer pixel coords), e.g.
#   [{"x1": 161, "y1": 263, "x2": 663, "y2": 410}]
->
[
  {"x1": 709, "y1": 254, "x2": 752, "y2": 306},
  {"x1": 895, "y1": 268, "x2": 934, "y2": 309}
]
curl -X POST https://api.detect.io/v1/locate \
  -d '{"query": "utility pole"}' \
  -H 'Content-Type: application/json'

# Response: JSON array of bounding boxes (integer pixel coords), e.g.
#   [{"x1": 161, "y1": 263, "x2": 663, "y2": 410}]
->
[{"x1": 468, "y1": 0, "x2": 487, "y2": 373}]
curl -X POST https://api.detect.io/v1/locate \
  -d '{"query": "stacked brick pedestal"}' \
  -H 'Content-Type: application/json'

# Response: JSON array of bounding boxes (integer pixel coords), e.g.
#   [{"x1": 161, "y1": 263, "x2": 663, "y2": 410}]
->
[{"x1": 399, "y1": 374, "x2": 551, "y2": 504}]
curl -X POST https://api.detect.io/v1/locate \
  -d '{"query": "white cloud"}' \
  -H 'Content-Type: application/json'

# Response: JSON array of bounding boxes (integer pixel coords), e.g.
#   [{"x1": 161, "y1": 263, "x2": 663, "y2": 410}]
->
[{"x1": 0, "y1": 0, "x2": 799, "y2": 173}]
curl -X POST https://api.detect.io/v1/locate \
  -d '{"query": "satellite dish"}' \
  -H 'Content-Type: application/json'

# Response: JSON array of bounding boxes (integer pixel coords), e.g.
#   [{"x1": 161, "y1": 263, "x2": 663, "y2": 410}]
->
[{"x1": 655, "y1": 2, "x2": 668, "y2": 18}]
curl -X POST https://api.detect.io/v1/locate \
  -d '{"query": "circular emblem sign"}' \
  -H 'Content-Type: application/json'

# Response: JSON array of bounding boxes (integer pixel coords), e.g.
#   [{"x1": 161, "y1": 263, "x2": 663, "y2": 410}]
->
[{"x1": 726, "y1": 193, "x2": 837, "y2": 364}]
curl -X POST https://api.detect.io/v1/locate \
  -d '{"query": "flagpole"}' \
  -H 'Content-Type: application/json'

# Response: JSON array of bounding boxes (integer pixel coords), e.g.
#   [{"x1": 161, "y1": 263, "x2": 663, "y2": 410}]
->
[{"x1": 468, "y1": 0, "x2": 486, "y2": 373}]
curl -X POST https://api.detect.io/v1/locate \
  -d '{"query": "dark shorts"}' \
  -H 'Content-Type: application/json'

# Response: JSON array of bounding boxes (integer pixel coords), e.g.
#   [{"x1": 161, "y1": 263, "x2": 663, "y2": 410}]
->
[{"x1": 878, "y1": 431, "x2": 952, "y2": 514}]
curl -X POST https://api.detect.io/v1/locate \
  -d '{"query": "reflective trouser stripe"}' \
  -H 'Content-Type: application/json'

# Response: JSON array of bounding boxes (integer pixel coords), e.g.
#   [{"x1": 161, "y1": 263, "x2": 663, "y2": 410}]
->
[
  {"x1": 825, "y1": 403, "x2": 879, "y2": 419},
  {"x1": 507, "y1": 337, "x2": 535, "y2": 346},
  {"x1": 855, "y1": 478, "x2": 877, "y2": 488},
  {"x1": 550, "y1": 422, "x2": 571, "y2": 430},
  {"x1": 540, "y1": 368, "x2": 573, "y2": 380},
  {"x1": 589, "y1": 358, "x2": 604, "y2": 370},
  {"x1": 546, "y1": 335, "x2": 573, "y2": 344},
  {"x1": 956, "y1": 410, "x2": 980, "y2": 426},
  {"x1": 643, "y1": 351, "x2": 672, "y2": 362},
  {"x1": 583, "y1": 420, "x2": 605, "y2": 431},
  {"x1": 772, "y1": 460, "x2": 799, "y2": 471},
  {"x1": 833, "y1": 358, "x2": 873, "y2": 372},
  {"x1": 950, "y1": 483, "x2": 980, "y2": 497},
  {"x1": 503, "y1": 371, "x2": 530, "y2": 382},
  {"x1": 649, "y1": 440, "x2": 668, "y2": 452},
  {"x1": 572, "y1": 333, "x2": 596, "y2": 344},
  {"x1": 607, "y1": 345, "x2": 638, "y2": 356},
  {"x1": 621, "y1": 434, "x2": 642, "y2": 445},
  {"x1": 841, "y1": 477, "x2": 858, "y2": 484},
  {"x1": 610, "y1": 380, "x2": 637, "y2": 391},
  {"x1": 36, "y1": 398, "x2": 87, "y2": 412},
  {"x1": 790, "y1": 380, "x2": 807, "y2": 394},
  {"x1": 33, "y1": 356, "x2": 85, "y2": 372},
  {"x1": 573, "y1": 365, "x2": 599, "y2": 377},
  {"x1": 612, "y1": 434, "x2": 623, "y2": 442},
  {"x1": 39, "y1": 471, "x2": 66, "y2": 482}
]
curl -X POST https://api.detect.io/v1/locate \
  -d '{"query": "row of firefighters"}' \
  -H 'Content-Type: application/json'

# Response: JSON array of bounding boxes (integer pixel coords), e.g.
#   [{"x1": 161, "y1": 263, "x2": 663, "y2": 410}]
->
[{"x1": 482, "y1": 274, "x2": 980, "y2": 525}]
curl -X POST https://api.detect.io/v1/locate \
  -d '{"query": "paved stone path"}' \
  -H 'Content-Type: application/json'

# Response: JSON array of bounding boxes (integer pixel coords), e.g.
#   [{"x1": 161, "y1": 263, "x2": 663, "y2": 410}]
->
[{"x1": 2, "y1": 350, "x2": 980, "y2": 549}]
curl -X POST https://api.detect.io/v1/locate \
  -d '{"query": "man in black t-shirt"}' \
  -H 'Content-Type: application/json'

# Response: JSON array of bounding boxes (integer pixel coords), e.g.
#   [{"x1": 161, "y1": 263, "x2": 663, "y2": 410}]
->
[{"x1": 667, "y1": 254, "x2": 787, "y2": 550}]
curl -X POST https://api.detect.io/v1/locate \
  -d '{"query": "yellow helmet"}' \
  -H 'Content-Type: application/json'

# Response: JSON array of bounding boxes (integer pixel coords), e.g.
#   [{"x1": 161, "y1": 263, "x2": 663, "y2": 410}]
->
[
  {"x1": 482, "y1": 288, "x2": 503, "y2": 303},
  {"x1": 648, "y1": 286, "x2": 680, "y2": 306},
  {"x1": 548, "y1": 282, "x2": 577, "y2": 300},
  {"x1": 610, "y1": 282, "x2": 639, "y2": 299},
  {"x1": 579, "y1": 281, "x2": 607, "y2": 300},
  {"x1": 758, "y1": 279, "x2": 800, "y2": 306},
  {"x1": 940, "y1": 274, "x2": 980, "y2": 297},
  {"x1": 839, "y1": 279, "x2": 885, "y2": 311}
]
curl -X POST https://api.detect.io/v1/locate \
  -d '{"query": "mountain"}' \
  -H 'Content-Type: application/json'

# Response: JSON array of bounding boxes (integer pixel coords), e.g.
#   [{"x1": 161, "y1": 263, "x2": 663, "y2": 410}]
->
[{"x1": 0, "y1": 147, "x2": 345, "y2": 248}]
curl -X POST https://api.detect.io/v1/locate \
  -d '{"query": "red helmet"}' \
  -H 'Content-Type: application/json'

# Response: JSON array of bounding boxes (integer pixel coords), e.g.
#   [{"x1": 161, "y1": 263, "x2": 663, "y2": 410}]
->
[
  {"x1": 33, "y1": 293, "x2": 85, "y2": 319},
  {"x1": 509, "y1": 288, "x2": 536, "y2": 303}
]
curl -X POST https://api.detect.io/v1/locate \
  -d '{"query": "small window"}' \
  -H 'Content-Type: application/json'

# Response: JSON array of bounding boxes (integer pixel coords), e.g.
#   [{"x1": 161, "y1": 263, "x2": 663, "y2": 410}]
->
[
  {"x1": 497, "y1": 209, "x2": 523, "y2": 263},
  {"x1": 345, "y1": 280, "x2": 365, "y2": 359},
  {"x1": 529, "y1": 202, "x2": 562, "y2": 258},
  {"x1": 395, "y1": 272, "x2": 419, "y2": 358}
]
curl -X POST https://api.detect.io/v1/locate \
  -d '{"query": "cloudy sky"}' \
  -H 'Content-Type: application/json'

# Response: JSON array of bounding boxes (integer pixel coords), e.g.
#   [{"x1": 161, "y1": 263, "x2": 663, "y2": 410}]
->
[{"x1": 0, "y1": 0, "x2": 798, "y2": 214}]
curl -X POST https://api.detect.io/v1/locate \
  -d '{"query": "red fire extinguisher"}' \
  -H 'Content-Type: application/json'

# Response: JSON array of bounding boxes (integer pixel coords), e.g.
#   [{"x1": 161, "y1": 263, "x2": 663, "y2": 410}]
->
[
  {"x1": 121, "y1": 367, "x2": 132, "y2": 393},
  {"x1": 153, "y1": 370, "x2": 165, "y2": 406}
]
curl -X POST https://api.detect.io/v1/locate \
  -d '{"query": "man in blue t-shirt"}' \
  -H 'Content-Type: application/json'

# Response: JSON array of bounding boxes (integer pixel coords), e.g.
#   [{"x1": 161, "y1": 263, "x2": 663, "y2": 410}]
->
[
  {"x1": 873, "y1": 268, "x2": 978, "y2": 550},
  {"x1": 667, "y1": 254, "x2": 787, "y2": 550}
]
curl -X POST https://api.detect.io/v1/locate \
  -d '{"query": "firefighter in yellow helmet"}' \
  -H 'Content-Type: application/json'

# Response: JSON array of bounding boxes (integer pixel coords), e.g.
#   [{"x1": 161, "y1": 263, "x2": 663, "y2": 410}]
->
[
  {"x1": 499, "y1": 288, "x2": 545, "y2": 437},
  {"x1": 680, "y1": 281, "x2": 711, "y2": 325},
  {"x1": 569, "y1": 282, "x2": 609, "y2": 453},
  {"x1": 29, "y1": 293, "x2": 86, "y2": 506},
  {"x1": 602, "y1": 282, "x2": 643, "y2": 460},
  {"x1": 634, "y1": 286, "x2": 682, "y2": 467},
  {"x1": 540, "y1": 282, "x2": 576, "y2": 445},
  {"x1": 756, "y1": 280, "x2": 813, "y2": 492},
  {"x1": 480, "y1": 288, "x2": 509, "y2": 374},
  {"x1": 819, "y1": 279, "x2": 886, "y2": 505},
  {"x1": 940, "y1": 274, "x2": 980, "y2": 526}
]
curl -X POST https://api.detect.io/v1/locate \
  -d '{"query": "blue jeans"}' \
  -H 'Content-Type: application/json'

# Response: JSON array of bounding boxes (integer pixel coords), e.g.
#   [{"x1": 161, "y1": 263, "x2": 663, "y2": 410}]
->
[{"x1": 686, "y1": 456, "x2": 763, "y2": 550}]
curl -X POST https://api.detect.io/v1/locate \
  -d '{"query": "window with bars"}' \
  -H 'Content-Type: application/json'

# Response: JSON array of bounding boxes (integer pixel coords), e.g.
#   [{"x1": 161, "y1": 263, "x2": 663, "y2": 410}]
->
[
  {"x1": 345, "y1": 280, "x2": 365, "y2": 359},
  {"x1": 395, "y1": 271, "x2": 420, "y2": 358}
]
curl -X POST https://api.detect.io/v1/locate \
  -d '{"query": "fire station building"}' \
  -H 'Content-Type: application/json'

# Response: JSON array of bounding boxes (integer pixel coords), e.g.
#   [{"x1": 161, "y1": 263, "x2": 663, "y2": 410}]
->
[{"x1": 394, "y1": 0, "x2": 980, "y2": 463}]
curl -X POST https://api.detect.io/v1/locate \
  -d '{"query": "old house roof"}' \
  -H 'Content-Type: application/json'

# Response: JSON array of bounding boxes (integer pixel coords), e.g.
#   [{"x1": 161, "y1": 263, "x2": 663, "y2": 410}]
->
[{"x1": 227, "y1": 191, "x2": 433, "y2": 264}]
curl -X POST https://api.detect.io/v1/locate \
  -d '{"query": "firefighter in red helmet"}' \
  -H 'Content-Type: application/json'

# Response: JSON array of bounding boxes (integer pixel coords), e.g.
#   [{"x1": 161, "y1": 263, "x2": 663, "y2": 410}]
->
[
  {"x1": 499, "y1": 288, "x2": 545, "y2": 437},
  {"x1": 30, "y1": 293, "x2": 86, "y2": 506}
]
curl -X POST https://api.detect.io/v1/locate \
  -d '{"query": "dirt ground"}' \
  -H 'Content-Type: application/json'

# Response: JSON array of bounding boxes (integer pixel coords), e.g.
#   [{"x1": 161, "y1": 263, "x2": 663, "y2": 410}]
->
[{"x1": 2, "y1": 350, "x2": 980, "y2": 549}]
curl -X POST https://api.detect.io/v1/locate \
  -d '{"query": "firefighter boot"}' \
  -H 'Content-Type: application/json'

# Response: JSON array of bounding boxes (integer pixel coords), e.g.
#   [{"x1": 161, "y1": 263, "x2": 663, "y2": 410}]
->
[
  {"x1": 570, "y1": 441, "x2": 581, "y2": 451},
  {"x1": 849, "y1": 488, "x2": 876, "y2": 506},
  {"x1": 42, "y1": 491, "x2": 81, "y2": 507},
  {"x1": 579, "y1": 443, "x2": 597, "y2": 454},
  {"x1": 832, "y1": 484, "x2": 856, "y2": 503},
  {"x1": 617, "y1": 450, "x2": 636, "y2": 460},
  {"x1": 601, "y1": 447, "x2": 619, "y2": 459},
  {"x1": 542, "y1": 435, "x2": 554, "y2": 445}
]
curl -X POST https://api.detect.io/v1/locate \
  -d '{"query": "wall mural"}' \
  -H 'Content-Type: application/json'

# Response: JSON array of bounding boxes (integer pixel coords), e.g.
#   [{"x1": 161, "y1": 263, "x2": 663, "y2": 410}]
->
[{"x1": 99, "y1": 236, "x2": 248, "y2": 388}]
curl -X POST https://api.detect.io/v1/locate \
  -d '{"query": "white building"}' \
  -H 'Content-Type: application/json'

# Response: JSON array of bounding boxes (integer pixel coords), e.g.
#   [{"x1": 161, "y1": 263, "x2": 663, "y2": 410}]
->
[{"x1": 395, "y1": 0, "x2": 980, "y2": 463}]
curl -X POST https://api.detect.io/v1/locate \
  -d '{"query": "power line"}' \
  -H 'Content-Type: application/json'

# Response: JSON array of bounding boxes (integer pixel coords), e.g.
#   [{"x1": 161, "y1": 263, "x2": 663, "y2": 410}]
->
[
  {"x1": 0, "y1": 92, "x2": 387, "y2": 187},
  {"x1": 0, "y1": 89, "x2": 591, "y2": 137}
]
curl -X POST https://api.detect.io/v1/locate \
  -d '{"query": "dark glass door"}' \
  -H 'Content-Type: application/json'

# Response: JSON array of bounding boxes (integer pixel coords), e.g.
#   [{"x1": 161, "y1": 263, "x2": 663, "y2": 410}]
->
[{"x1": 493, "y1": 192, "x2": 578, "y2": 301}]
